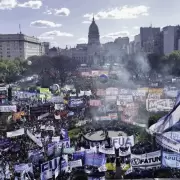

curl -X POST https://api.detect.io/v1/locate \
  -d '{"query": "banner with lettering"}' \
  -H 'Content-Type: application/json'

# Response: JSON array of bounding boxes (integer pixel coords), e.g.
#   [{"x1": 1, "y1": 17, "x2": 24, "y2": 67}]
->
[
  {"x1": 89, "y1": 100, "x2": 102, "y2": 107},
  {"x1": 68, "y1": 98, "x2": 85, "y2": 108},
  {"x1": 130, "y1": 150, "x2": 161, "y2": 169},
  {"x1": 147, "y1": 93, "x2": 161, "y2": 100},
  {"x1": 105, "y1": 96, "x2": 117, "y2": 101},
  {"x1": 0, "y1": 105, "x2": 17, "y2": 112},
  {"x1": 41, "y1": 155, "x2": 68, "y2": 179},
  {"x1": 156, "y1": 134, "x2": 180, "y2": 154},
  {"x1": 88, "y1": 177, "x2": 105, "y2": 180},
  {"x1": 111, "y1": 136, "x2": 134, "y2": 148},
  {"x1": 162, "y1": 151, "x2": 180, "y2": 169},
  {"x1": 63, "y1": 147, "x2": 75, "y2": 154},
  {"x1": 148, "y1": 88, "x2": 163, "y2": 94},
  {"x1": 85, "y1": 152, "x2": 106, "y2": 167},
  {"x1": 28, "y1": 149, "x2": 44, "y2": 164},
  {"x1": 106, "y1": 88, "x2": 118, "y2": 95},
  {"x1": 118, "y1": 95, "x2": 133, "y2": 102},
  {"x1": 73, "y1": 151, "x2": 85, "y2": 161},
  {"x1": 119, "y1": 89, "x2": 132, "y2": 95},
  {"x1": 146, "y1": 99, "x2": 174, "y2": 112},
  {"x1": 14, "y1": 163, "x2": 33, "y2": 174}
]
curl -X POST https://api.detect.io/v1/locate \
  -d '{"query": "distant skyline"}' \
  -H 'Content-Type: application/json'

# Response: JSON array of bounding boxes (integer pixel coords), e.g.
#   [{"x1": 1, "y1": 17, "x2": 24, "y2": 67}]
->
[{"x1": 1, "y1": 0, "x2": 180, "y2": 47}]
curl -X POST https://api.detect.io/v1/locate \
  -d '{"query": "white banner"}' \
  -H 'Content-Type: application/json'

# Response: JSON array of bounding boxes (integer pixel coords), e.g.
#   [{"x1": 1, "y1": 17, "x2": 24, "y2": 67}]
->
[
  {"x1": 0, "y1": 105, "x2": 17, "y2": 112},
  {"x1": 69, "y1": 159, "x2": 82, "y2": 168},
  {"x1": 131, "y1": 150, "x2": 161, "y2": 169},
  {"x1": 7, "y1": 128, "x2": 24, "y2": 137},
  {"x1": 111, "y1": 136, "x2": 134, "y2": 148},
  {"x1": 132, "y1": 90, "x2": 146, "y2": 97},
  {"x1": 54, "y1": 104, "x2": 64, "y2": 110},
  {"x1": 147, "y1": 93, "x2": 161, "y2": 99},
  {"x1": 52, "y1": 136, "x2": 60, "y2": 143},
  {"x1": 118, "y1": 95, "x2": 133, "y2": 101},
  {"x1": 146, "y1": 99, "x2": 174, "y2": 112},
  {"x1": 95, "y1": 116, "x2": 111, "y2": 121},
  {"x1": 105, "y1": 96, "x2": 117, "y2": 101},
  {"x1": 119, "y1": 89, "x2": 132, "y2": 95},
  {"x1": 162, "y1": 131, "x2": 180, "y2": 143},
  {"x1": 162, "y1": 151, "x2": 180, "y2": 169},
  {"x1": 99, "y1": 146, "x2": 115, "y2": 155},
  {"x1": 0, "y1": 87, "x2": 7, "y2": 91},
  {"x1": 27, "y1": 130, "x2": 43, "y2": 147},
  {"x1": 106, "y1": 88, "x2": 118, "y2": 95},
  {"x1": 38, "y1": 113, "x2": 50, "y2": 120},
  {"x1": 119, "y1": 147, "x2": 131, "y2": 156},
  {"x1": 156, "y1": 134, "x2": 180, "y2": 153}
]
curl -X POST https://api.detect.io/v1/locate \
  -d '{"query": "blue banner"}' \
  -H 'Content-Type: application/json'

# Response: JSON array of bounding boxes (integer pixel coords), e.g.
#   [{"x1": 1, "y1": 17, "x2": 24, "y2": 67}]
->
[
  {"x1": 88, "y1": 177, "x2": 105, "y2": 180},
  {"x1": 0, "y1": 139, "x2": 11, "y2": 148},
  {"x1": 14, "y1": 163, "x2": 33, "y2": 173},
  {"x1": 28, "y1": 149, "x2": 44, "y2": 164},
  {"x1": 47, "y1": 143, "x2": 55, "y2": 156},
  {"x1": 68, "y1": 98, "x2": 85, "y2": 108},
  {"x1": 162, "y1": 151, "x2": 180, "y2": 169},
  {"x1": 85, "y1": 152, "x2": 106, "y2": 167},
  {"x1": 41, "y1": 156, "x2": 68, "y2": 177},
  {"x1": 73, "y1": 151, "x2": 85, "y2": 160}
]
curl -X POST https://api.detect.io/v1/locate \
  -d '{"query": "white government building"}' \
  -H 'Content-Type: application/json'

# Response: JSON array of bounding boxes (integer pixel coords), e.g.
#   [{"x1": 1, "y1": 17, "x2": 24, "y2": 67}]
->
[
  {"x1": 0, "y1": 33, "x2": 49, "y2": 60},
  {"x1": 60, "y1": 17, "x2": 129, "y2": 65}
]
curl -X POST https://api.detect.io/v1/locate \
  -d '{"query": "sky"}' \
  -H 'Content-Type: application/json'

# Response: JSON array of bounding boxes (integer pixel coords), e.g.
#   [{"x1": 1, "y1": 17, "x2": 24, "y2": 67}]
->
[{"x1": 0, "y1": 0, "x2": 180, "y2": 48}]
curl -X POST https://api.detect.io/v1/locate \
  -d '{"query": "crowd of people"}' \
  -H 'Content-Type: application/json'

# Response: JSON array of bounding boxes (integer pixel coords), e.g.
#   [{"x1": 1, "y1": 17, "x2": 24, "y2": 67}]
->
[{"x1": 0, "y1": 81, "x2": 179, "y2": 180}]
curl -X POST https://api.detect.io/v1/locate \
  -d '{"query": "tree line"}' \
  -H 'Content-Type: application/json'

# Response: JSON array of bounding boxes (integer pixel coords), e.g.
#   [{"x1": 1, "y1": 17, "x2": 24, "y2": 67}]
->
[
  {"x1": 1, "y1": 50, "x2": 180, "y2": 84},
  {"x1": 124, "y1": 50, "x2": 180, "y2": 77},
  {"x1": 0, "y1": 55, "x2": 79, "y2": 85}
]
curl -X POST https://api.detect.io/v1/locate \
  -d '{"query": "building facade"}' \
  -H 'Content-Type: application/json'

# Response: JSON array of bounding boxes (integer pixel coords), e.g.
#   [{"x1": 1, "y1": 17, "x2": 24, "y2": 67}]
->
[
  {"x1": 140, "y1": 27, "x2": 161, "y2": 54},
  {"x1": 61, "y1": 17, "x2": 129, "y2": 65},
  {"x1": 162, "y1": 26, "x2": 180, "y2": 55},
  {"x1": 0, "y1": 33, "x2": 46, "y2": 60}
]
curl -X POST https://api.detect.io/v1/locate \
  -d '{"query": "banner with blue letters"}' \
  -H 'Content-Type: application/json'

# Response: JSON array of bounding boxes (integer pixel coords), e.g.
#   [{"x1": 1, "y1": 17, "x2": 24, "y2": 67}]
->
[
  {"x1": 162, "y1": 151, "x2": 180, "y2": 169},
  {"x1": 111, "y1": 135, "x2": 134, "y2": 148},
  {"x1": 41, "y1": 155, "x2": 68, "y2": 180}
]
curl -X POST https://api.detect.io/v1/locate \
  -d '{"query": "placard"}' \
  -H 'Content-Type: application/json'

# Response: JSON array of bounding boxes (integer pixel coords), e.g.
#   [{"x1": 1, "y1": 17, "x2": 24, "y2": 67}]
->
[
  {"x1": 111, "y1": 136, "x2": 134, "y2": 148},
  {"x1": 131, "y1": 151, "x2": 161, "y2": 169},
  {"x1": 0, "y1": 105, "x2": 17, "y2": 112},
  {"x1": 146, "y1": 99, "x2": 174, "y2": 112}
]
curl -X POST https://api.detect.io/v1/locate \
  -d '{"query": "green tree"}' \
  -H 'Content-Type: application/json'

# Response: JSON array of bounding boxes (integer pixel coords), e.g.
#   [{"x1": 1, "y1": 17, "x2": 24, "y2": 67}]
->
[{"x1": 26, "y1": 55, "x2": 79, "y2": 87}]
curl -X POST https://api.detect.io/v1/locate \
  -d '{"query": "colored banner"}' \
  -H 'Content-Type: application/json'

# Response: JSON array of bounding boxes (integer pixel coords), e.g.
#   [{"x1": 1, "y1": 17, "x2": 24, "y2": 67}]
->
[{"x1": 162, "y1": 151, "x2": 180, "y2": 169}]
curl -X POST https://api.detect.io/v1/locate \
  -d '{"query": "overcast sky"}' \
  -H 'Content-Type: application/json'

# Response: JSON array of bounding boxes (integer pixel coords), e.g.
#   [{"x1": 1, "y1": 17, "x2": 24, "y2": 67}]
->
[{"x1": 0, "y1": 0, "x2": 180, "y2": 48}]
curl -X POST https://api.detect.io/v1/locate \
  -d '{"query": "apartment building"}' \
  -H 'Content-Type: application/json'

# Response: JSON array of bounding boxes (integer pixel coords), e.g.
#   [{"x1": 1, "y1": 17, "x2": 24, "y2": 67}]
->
[{"x1": 0, "y1": 33, "x2": 46, "y2": 60}]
